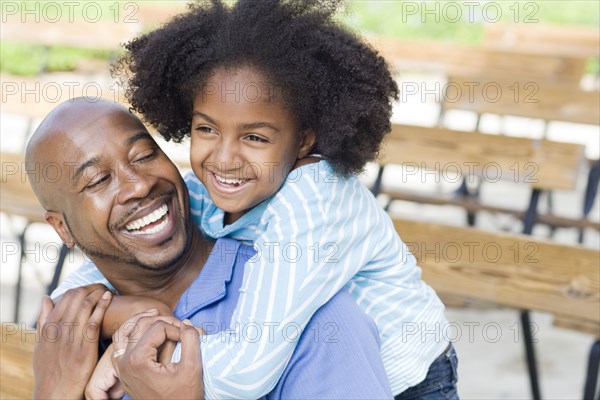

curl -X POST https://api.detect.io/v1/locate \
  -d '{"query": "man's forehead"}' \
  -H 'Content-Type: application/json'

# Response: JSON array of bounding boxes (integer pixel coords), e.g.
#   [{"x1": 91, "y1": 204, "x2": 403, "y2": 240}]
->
[{"x1": 46, "y1": 121, "x2": 154, "y2": 181}]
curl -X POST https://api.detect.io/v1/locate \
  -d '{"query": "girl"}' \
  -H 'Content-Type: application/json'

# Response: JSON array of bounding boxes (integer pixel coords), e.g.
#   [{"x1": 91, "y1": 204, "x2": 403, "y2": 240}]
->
[{"x1": 56, "y1": 1, "x2": 457, "y2": 398}]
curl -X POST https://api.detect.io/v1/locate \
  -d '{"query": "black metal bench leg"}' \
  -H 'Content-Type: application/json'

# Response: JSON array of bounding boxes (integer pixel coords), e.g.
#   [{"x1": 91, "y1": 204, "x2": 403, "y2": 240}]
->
[
  {"x1": 579, "y1": 161, "x2": 600, "y2": 244},
  {"x1": 370, "y1": 165, "x2": 385, "y2": 197},
  {"x1": 521, "y1": 189, "x2": 542, "y2": 399},
  {"x1": 46, "y1": 244, "x2": 69, "y2": 296},
  {"x1": 14, "y1": 229, "x2": 27, "y2": 323},
  {"x1": 583, "y1": 340, "x2": 600, "y2": 400},
  {"x1": 455, "y1": 178, "x2": 479, "y2": 226},
  {"x1": 523, "y1": 189, "x2": 541, "y2": 236},
  {"x1": 521, "y1": 310, "x2": 542, "y2": 400}
]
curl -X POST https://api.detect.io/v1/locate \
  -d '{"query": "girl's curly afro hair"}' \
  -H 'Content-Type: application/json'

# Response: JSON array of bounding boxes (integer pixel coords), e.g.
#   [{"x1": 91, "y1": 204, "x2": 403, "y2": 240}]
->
[{"x1": 115, "y1": 0, "x2": 398, "y2": 176}]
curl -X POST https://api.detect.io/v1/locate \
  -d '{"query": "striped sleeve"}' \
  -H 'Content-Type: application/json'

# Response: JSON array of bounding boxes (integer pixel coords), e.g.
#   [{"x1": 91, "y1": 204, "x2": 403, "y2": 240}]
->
[
  {"x1": 50, "y1": 262, "x2": 113, "y2": 299},
  {"x1": 185, "y1": 172, "x2": 210, "y2": 229},
  {"x1": 197, "y1": 162, "x2": 390, "y2": 398}
]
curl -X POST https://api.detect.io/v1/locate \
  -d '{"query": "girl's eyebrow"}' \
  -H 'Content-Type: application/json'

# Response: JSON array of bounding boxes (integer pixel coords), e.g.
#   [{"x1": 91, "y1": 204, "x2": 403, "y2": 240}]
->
[
  {"x1": 192, "y1": 111, "x2": 279, "y2": 133},
  {"x1": 192, "y1": 111, "x2": 217, "y2": 125},
  {"x1": 240, "y1": 122, "x2": 279, "y2": 133}
]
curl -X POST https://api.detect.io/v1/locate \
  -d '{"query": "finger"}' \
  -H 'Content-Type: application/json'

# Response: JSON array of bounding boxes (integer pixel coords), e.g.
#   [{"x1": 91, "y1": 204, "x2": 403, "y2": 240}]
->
[
  {"x1": 85, "y1": 291, "x2": 113, "y2": 343},
  {"x1": 157, "y1": 339, "x2": 178, "y2": 365},
  {"x1": 44, "y1": 290, "x2": 73, "y2": 323},
  {"x1": 57, "y1": 286, "x2": 103, "y2": 324},
  {"x1": 111, "y1": 309, "x2": 159, "y2": 350},
  {"x1": 36, "y1": 296, "x2": 54, "y2": 336},
  {"x1": 88, "y1": 290, "x2": 113, "y2": 325},
  {"x1": 107, "y1": 381, "x2": 125, "y2": 400},
  {"x1": 111, "y1": 309, "x2": 161, "y2": 373},
  {"x1": 126, "y1": 321, "x2": 182, "y2": 368},
  {"x1": 137, "y1": 321, "x2": 183, "y2": 352},
  {"x1": 179, "y1": 321, "x2": 201, "y2": 371},
  {"x1": 124, "y1": 315, "x2": 183, "y2": 345},
  {"x1": 68, "y1": 286, "x2": 107, "y2": 324}
]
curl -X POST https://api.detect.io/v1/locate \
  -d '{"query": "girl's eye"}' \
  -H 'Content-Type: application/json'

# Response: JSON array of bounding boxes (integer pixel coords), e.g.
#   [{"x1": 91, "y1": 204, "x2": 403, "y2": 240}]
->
[
  {"x1": 86, "y1": 175, "x2": 110, "y2": 190},
  {"x1": 246, "y1": 134, "x2": 268, "y2": 143},
  {"x1": 195, "y1": 126, "x2": 218, "y2": 135}
]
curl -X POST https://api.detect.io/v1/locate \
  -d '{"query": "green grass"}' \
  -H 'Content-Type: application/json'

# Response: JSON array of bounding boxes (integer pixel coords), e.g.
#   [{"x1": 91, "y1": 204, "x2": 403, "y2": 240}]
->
[
  {"x1": 0, "y1": 41, "x2": 113, "y2": 76},
  {"x1": 342, "y1": 1, "x2": 599, "y2": 42},
  {"x1": 340, "y1": 1, "x2": 599, "y2": 73},
  {"x1": 1, "y1": 1, "x2": 598, "y2": 76}
]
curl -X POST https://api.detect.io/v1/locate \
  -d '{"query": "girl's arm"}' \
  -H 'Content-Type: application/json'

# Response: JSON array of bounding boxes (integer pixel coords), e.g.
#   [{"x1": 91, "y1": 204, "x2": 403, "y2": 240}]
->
[
  {"x1": 51, "y1": 273, "x2": 173, "y2": 339},
  {"x1": 100, "y1": 295, "x2": 173, "y2": 339},
  {"x1": 196, "y1": 162, "x2": 399, "y2": 398}
]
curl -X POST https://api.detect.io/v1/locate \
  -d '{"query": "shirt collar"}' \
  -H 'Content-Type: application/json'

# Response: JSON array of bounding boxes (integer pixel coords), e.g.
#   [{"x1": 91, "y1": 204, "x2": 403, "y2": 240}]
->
[
  {"x1": 201, "y1": 197, "x2": 269, "y2": 238},
  {"x1": 173, "y1": 237, "x2": 241, "y2": 319}
]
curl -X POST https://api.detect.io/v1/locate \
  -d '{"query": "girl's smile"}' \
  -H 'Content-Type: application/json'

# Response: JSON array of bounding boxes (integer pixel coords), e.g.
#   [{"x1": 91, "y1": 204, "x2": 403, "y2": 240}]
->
[{"x1": 190, "y1": 66, "x2": 315, "y2": 224}]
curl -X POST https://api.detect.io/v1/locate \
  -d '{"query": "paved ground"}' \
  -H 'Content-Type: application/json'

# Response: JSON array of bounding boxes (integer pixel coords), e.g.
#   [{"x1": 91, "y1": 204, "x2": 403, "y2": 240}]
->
[{"x1": 1, "y1": 71, "x2": 598, "y2": 399}]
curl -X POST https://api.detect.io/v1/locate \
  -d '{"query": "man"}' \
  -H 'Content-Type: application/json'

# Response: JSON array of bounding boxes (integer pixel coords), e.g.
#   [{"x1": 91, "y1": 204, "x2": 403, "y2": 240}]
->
[{"x1": 28, "y1": 98, "x2": 393, "y2": 399}]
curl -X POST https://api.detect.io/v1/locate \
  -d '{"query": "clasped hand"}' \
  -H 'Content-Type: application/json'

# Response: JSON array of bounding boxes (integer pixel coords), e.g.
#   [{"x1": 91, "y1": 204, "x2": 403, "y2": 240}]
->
[{"x1": 85, "y1": 310, "x2": 204, "y2": 400}]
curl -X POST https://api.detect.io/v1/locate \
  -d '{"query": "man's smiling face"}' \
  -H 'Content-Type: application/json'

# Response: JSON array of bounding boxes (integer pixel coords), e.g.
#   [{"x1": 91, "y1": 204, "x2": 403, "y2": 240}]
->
[{"x1": 32, "y1": 100, "x2": 192, "y2": 271}]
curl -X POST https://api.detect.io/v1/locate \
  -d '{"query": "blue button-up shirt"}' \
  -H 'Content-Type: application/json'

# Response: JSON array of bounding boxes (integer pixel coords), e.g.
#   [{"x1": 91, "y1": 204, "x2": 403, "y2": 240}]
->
[{"x1": 172, "y1": 238, "x2": 392, "y2": 399}]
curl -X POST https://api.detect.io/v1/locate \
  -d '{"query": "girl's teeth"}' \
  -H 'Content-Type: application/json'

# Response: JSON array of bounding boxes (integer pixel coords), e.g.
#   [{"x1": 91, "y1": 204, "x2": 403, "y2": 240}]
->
[{"x1": 215, "y1": 175, "x2": 246, "y2": 185}]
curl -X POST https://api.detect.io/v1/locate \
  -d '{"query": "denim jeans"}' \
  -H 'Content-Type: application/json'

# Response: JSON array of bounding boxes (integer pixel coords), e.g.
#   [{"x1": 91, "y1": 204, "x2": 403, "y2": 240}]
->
[{"x1": 394, "y1": 344, "x2": 459, "y2": 400}]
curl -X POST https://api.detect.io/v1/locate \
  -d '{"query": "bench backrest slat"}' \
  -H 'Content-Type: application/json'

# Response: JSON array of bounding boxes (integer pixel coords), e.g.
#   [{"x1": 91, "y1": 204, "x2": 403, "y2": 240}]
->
[
  {"x1": 380, "y1": 124, "x2": 585, "y2": 191},
  {"x1": 442, "y1": 75, "x2": 600, "y2": 126},
  {"x1": 393, "y1": 218, "x2": 600, "y2": 329},
  {"x1": 368, "y1": 37, "x2": 588, "y2": 83}
]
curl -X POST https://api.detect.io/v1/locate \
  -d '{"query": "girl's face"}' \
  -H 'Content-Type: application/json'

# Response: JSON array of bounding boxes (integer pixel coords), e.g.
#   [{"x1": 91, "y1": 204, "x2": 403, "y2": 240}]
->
[{"x1": 190, "y1": 67, "x2": 315, "y2": 224}]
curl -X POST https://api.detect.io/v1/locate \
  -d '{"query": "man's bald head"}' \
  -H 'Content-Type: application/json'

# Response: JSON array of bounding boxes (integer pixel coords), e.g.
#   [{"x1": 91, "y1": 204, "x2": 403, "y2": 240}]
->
[
  {"x1": 25, "y1": 98, "x2": 138, "y2": 210},
  {"x1": 23, "y1": 97, "x2": 192, "y2": 271}
]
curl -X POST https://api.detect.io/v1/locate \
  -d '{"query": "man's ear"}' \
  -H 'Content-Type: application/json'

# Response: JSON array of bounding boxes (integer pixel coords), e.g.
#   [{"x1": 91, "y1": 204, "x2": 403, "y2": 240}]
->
[
  {"x1": 297, "y1": 129, "x2": 316, "y2": 159},
  {"x1": 45, "y1": 211, "x2": 75, "y2": 248}
]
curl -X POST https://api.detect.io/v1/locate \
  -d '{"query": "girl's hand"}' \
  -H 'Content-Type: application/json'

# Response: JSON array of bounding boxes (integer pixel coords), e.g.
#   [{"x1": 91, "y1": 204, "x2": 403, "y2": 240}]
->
[{"x1": 84, "y1": 343, "x2": 125, "y2": 400}]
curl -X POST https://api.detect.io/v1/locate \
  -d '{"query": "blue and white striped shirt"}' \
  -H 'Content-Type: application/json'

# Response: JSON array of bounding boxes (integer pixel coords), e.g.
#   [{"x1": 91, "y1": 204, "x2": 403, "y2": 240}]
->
[
  {"x1": 166, "y1": 238, "x2": 393, "y2": 399},
  {"x1": 53, "y1": 160, "x2": 448, "y2": 397}
]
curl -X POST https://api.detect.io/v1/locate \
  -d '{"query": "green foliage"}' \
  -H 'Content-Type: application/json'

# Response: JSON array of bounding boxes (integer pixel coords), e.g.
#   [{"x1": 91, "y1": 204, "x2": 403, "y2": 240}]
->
[
  {"x1": 342, "y1": 1, "x2": 599, "y2": 42},
  {"x1": 1, "y1": 1, "x2": 598, "y2": 76},
  {"x1": 1, "y1": 41, "x2": 112, "y2": 76},
  {"x1": 0, "y1": 41, "x2": 47, "y2": 76}
]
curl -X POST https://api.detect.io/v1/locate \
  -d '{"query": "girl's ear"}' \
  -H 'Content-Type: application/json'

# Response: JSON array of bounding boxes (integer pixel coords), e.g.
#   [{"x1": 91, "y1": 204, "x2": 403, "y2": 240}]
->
[
  {"x1": 45, "y1": 211, "x2": 76, "y2": 249},
  {"x1": 297, "y1": 129, "x2": 316, "y2": 159}
]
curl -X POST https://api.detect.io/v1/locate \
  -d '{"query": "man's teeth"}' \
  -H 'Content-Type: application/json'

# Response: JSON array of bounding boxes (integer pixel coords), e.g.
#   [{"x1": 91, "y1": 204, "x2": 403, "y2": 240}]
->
[
  {"x1": 128, "y1": 217, "x2": 169, "y2": 235},
  {"x1": 125, "y1": 204, "x2": 168, "y2": 231},
  {"x1": 215, "y1": 175, "x2": 246, "y2": 185}
]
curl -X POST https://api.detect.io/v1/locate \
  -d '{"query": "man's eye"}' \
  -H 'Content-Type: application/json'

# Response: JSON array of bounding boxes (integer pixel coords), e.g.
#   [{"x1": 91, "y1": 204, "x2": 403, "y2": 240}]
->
[
  {"x1": 86, "y1": 175, "x2": 110, "y2": 190},
  {"x1": 134, "y1": 148, "x2": 157, "y2": 163}
]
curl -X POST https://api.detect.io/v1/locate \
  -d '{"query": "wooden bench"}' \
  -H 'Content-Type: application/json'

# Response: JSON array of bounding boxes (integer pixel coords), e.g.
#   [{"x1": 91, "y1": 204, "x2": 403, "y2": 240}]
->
[
  {"x1": 1, "y1": 152, "x2": 57, "y2": 323},
  {"x1": 2, "y1": 152, "x2": 51, "y2": 223},
  {"x1": 1, "y1": 324, "x2": 35, "y2": 399},
  {"x1": 438, "y1": 75, "x2": 599, "y2": 237},
  {"x1": 441, "y1": 74, "x2": 600, "y2": 127},
  {"x1": 368, "y1": 37, "x2": 589, "y2": 85},
  {"x1": 1, "y1": 3, "x2": 187, "y2": 50},
  {"x1": 483, "y1": 23, "x2": 600, "y2": 59},
  {"x1": 376, "y1": 124, "x2": 596, "y2": 231},
  {"x1": 393, "y1": 217, "x2": 600, "y2": 399}
]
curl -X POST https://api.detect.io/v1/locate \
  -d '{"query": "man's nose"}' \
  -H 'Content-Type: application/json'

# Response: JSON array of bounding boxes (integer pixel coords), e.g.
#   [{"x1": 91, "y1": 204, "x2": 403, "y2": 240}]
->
[{"x1": 116, "y1": 165, "x2": 158, "y2": 204}]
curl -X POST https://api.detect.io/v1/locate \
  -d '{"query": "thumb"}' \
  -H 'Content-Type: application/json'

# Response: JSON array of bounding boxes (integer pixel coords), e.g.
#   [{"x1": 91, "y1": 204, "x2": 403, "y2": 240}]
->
[{"x1": 179, "y1": 320, "x2": 201, "y2": 371}]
